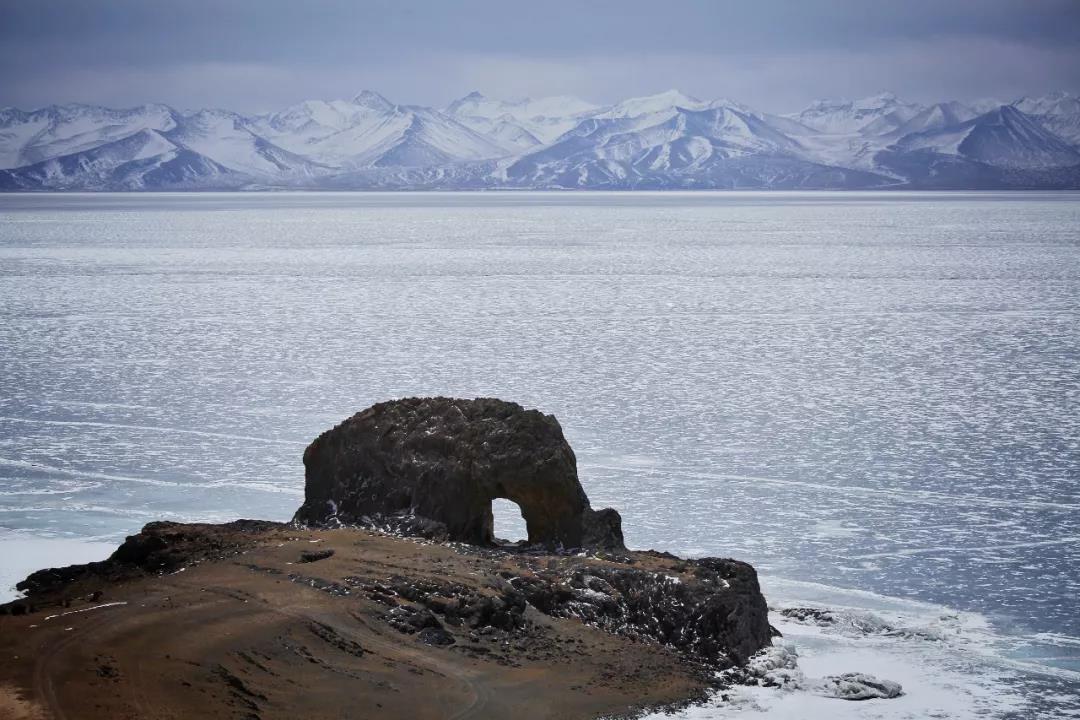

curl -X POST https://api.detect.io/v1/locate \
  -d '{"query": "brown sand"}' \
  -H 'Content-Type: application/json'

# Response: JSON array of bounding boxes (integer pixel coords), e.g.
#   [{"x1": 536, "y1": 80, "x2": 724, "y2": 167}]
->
[{"x1": 0, "y1": 527, "x2": 709, "y2": 720}]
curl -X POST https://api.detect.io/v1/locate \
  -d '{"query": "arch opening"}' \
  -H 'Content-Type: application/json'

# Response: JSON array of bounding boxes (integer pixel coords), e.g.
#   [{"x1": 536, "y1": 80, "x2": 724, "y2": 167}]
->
[{"x1": 490, "y1": 498, "x2": 528, "y2": 545}]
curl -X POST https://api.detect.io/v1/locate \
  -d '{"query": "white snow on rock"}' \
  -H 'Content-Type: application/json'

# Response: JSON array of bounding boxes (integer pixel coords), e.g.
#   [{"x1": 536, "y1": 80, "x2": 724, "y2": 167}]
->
[
  {"x1": 817, "y1": 673, "x2": 903, "y2": 700},
  {"x1": 1013, "y1": 91, "x2": 1080, "y2": 145},
  {"x1": 444, "y1": 91, "x2": 600, "y2": 145},
  {"x1": 593, "y1": 89, "x2": 708, "y2": 119},
  {"x1": 444, "y1": 91, "x2": 597, "y2": 122},
  {"x1": 785, "y1": 92, "x2": 924, "y2": 135},
  {"x1": 0, "y1": 103, "x2": 178, "y2": 169},
  {"x1": 168, "y1": 109, "x2": 326, "y2": 178},
  {"x1": 890, "y1": 105, "x2": 1080, "y2": 169},
  {"x1": 633, "y1": 572, "x2": 1078, "y2": 719}
]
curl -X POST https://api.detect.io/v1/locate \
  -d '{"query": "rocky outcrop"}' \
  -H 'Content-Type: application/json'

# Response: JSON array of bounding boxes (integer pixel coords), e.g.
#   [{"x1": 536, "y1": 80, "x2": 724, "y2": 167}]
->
[
  {"x1": 5, "y1": 522, "x2": 772, "y2": 676},
  {"x1": 293, "y1": 397, "x2": 625, "y2": 549},
  {"x1": 511, "y1": 556, "x2": 772, "y2": 666},
  {"x1": 820, "y1": 673, "x2": 904, "y2": 700},
  {"x1": 0, "y1": 395, "x2": 911, "y2": 716},
  {"x1": 342, "y1": 549, "x2": 771, "y2": 668},
  {"x1": 0, "y1": 398, "x2": 784, "y2": 716},
  {"x1": 9, "y1": 520, "x2": 282, "y2": 601},
  {"x1": 0, "y1": 524, "x2": 776, "y2": 719},
  {"x1": 730, "y1": 646, "x2": 904, "y2": 701}
]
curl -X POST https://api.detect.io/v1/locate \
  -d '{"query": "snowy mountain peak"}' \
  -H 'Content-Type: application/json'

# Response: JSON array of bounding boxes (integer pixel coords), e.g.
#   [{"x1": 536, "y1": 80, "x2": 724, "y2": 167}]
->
[
  {"x1": 2, "y1": 89, "x2": 1078, "y2": 190},
  {"x1": 792, "y1": 93, "x2": 923, "y2": 135},
  {"x1": 629, "y1": 89, "x2": 701, "y2": 108},
  {"x1": 1011, "y1": 91, "x2": 1080, "y2": 145},
  {"x1": 968, "y1": 98, "x2": 1006, "y2": 115},
  {"x1": 804, "y1": 92, "x2": 908, "y2": 113},
  {"x1": 856, "y1": 92, "x2": 900, "y2": 108},
  {"x1": 1027, "y1": 90, "x2": 1076, "y2": 104},
  {"x1": 443, "y1": 92, "x2": 600, "y2": 146},
  {"x1": 652, "y1": 89, "x2": 700, "y2": 103},
  {"x1": 445, "y1": 92, "x2": 595, "y2": 120},
  {"x1": 352, "y1": 90, "x2": 395, "y2": 112},
  {"x1": 706, "y1": 97, "x2": 751, "y2": 112},
  {"x1": 188, "y1": 108, "x2": 242, "y2": 121},
  {"x1": 890, "y1": 102, "x2": 1080, "y2": 170},
  {"x1": 994, "y1": 104, "x2": 1024, "y2": 121},
  {"x1": 598, "y1": 90, "x2": 705, "y2": 120},
  {"x1": 1014, "y1": 91, "x2": 1080, "y2": 117},
  {"x1": 444, "y1": 92, "x2": 506, "y2": 118},
  {"x1": 885, "y1": 101, "x2": 980, "y2": 138}
]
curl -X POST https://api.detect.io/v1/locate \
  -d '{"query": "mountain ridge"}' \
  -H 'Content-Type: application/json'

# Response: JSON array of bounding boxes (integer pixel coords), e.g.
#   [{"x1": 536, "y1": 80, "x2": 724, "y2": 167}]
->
[{"x1": 1, "y1": 90, "x2": 1077, "y2": 190}]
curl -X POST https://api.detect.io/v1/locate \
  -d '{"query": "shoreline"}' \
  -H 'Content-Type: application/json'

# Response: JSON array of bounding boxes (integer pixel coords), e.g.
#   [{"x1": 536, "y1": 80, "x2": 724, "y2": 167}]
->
[
  {"x1": 0, "y1": 532, "x2": 117, "y2": 604},
  {"x1": 1, "y1": 521, "x2": 765, "y2": 720},
  {"x1": 4, "y1": 525, "x2": 1076, "y2": 718}
]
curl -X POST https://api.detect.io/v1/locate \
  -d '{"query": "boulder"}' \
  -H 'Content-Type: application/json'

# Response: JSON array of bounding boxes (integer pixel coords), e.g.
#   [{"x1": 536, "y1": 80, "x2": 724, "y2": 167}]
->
[
  {"x1": 293, "y1": 397, "x2": 625, "y2": 549},
  {"x1": 820, "y1": 673, "x2": 904, "y2": 700}
]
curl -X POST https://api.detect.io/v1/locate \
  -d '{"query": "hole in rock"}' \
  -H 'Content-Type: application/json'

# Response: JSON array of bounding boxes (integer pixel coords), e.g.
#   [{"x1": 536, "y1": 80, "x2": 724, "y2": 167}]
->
[{"x1": 491, "y1": 498, "x2": 528, "y2": 544}]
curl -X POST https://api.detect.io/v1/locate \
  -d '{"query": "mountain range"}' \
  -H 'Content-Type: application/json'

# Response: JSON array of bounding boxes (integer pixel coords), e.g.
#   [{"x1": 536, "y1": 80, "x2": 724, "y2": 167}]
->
[{"x1": 1, "y1": 90, "x2": 1078, "y2": 191}]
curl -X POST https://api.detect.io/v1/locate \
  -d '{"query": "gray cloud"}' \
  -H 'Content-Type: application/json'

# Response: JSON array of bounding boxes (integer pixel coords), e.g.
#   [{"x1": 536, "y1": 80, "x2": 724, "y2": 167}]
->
[{"x1": 2, "y1": 0, "x2": 1078, "y2": 113}]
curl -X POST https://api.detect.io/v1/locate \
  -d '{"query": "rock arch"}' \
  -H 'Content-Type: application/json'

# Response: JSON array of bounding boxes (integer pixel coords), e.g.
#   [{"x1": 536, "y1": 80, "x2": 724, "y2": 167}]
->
[
  {"x1": 293, "y1": 397, "x2": 624, "y2": 550},
  {"x1": 488, "y1": 498, "x2": 527, "y2": 543}
]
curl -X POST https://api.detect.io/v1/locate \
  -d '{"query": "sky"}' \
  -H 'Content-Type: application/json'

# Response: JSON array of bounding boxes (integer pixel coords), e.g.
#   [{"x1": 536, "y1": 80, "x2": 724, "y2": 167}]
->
[{"x1": 1, "y1": 0, "x2": 1078, "y2": 114}]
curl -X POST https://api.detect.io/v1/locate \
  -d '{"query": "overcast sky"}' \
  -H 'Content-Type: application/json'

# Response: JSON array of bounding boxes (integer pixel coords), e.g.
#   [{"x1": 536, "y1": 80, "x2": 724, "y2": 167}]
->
[{"x1": 2, "y1": 0, "x2": 1078, "y2": 114}]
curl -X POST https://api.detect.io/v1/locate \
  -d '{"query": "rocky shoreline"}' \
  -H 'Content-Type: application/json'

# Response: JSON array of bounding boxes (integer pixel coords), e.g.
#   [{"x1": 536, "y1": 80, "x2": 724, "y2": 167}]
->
[
  {"x1": 0, "y1": 521, "x2": 772, "y2": 719},
  {"x1": 4, "y1": 517, "x2": 774, "y2": 670},
  {"x1": 0, "y1": 397, "x2": 900, "y2": 718}
]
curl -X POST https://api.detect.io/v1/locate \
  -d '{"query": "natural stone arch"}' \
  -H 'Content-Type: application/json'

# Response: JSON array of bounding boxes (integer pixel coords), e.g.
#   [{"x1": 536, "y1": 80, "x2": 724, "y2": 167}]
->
[
  {"x1": 488, "y1": 498, "x2": 527, "y2": 543},
  {"x1": 294, "y1": 397, "x2": 624, "y2": 550}
]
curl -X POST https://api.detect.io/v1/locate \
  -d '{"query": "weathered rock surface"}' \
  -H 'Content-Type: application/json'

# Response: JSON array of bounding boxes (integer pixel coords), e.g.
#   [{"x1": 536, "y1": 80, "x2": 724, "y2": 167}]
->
[
  {"x1": 294, "y1": 397, "x2": 625, "y2": 549},
  {"x1": 820, "y1": 673, "x2": 904, "y2": 700},
  {"x1": 1, "y1": 526, "x2": 732, "y2": 720},
  {"x1": 1, "y1": 523, "x2": 775, "y2": 719},
  {"x1": 732, "y1": 644, "x2": 804, "y2": 689},
  {"x1": 9, "y1": 520, "x2": 281, "y2": 602},
  {"x1": 0, "y1": 398, "x2": 792, "y2": 717},
  {"x1": 342, "y1": 548, "x2": 772, "y2": 668},
  {"x1": 6, "y1": 523, "x2": 772, "y2": 671}
]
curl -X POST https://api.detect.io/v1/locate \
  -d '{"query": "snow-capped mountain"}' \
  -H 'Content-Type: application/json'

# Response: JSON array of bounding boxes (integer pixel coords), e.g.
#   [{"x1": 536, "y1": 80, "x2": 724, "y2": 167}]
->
[
  {"x1": 167, "y1": 109, "x2": 327, "y2": 177},
  {"x1": 442, "y1": 109, "x2": 543, "y2": 154},
  {"x1": 1, "y1": 88, "x2": 1077, "y2": 190},
  {"x1": 251, "y1": 91, "x2": 508, "y2": 169},
  {"x1": 886, "y1": 101, "x2": 982, "y2": 138},
  {"x1": 874, "y1": 104, "x2": 1080, "y2": 189},
  {"x1": 592, "y1": 89, "x2": 708, "y2": 119},
  {"x1": 1013, "y1": 91, "x2": 1080, "y2": 145},
  {"x1": 504, "y1": 100, "x2": 832, "y2": 188},
  {"x1": 444, "y1": 91, "x2": 599, "y2": 146},
  {"x1": 0, "y1": 128, "x2": 245, "y2": 191},
  {"x1": 786, "y1": 92, "x2": 924, "y2": 135},
  {"x1": 889, "y1": 105, "x2": 1080, "y2": 169},
  {"x1": 0, "y1": 103, "x2": 178, "y2": 169},
  {"x1": 444, "y1": 91, "x2": 597, "y2": 123}
]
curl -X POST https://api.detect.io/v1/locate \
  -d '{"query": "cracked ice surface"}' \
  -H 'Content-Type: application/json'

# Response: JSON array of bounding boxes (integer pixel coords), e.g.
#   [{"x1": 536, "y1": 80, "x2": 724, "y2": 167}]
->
[{"x1": 1, "y1": 191, "x2": 1078, "y2": 716}]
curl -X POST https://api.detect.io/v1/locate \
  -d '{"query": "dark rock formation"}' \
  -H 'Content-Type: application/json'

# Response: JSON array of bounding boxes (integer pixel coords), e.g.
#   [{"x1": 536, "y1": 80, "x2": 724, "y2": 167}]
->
[
  {"x1": 519, "y1": 556, "x2": 771, "y2": 666},
  {"x1": 293, "y1": 397, "x2": 625, "y2": 549},
  {"x1": 11, "y1": 520, "x2": 282, "y2": 600},
  {"x1": 345, "y1": 550, "x2": 771, "y2": 669},
  {"x1": 4, "y1": 520, "x2": 773, "y2": 695}
]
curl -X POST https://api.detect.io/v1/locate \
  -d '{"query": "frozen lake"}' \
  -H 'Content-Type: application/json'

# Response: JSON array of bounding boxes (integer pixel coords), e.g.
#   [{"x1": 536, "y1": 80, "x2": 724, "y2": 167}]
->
[{"x1": 1, "y1": 191, "x2": 1078, "y2": 716}]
